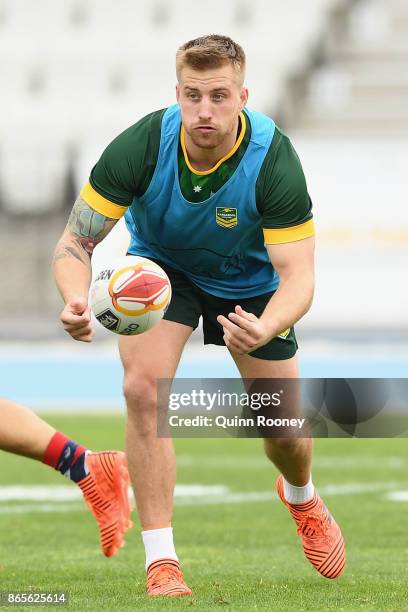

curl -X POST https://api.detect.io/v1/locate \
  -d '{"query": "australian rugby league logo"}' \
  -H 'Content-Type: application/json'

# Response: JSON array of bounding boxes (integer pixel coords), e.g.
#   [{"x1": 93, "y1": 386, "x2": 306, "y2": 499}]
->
[
  {"x1": 216, "y1": 207, "x2": 238, "y2": 229},
  {"x1": 108, "y1": 264, "x2": 171, "y2": 316}
]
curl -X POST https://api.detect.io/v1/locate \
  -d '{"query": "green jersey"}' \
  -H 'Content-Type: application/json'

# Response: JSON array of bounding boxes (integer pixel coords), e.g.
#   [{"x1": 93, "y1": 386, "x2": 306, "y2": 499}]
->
[{"x1": 83, "y1": 108, "x2": 314, "y2": 246}]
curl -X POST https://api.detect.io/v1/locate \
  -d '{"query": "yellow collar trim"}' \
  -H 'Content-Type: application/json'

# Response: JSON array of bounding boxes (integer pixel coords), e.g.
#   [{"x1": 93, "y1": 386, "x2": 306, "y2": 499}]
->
[{"x1": 180, "y1": 111, "x2": 246, "y2": 176}]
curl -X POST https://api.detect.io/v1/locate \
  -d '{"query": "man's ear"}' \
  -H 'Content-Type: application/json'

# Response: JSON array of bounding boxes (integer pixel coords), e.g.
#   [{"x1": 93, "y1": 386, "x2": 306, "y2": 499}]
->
[
  {"x1": 240, "y1": 87, "x2": 249, "y2": 110},
  {"x1": 176, "y1": 84, "x2": 180, "y2": 102}
]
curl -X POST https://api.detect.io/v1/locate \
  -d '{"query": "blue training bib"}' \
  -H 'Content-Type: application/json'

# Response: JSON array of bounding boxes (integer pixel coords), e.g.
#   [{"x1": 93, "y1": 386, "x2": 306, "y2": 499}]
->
[{"x1": 125, "y1": 104, "x2": 278, "y2": 298}]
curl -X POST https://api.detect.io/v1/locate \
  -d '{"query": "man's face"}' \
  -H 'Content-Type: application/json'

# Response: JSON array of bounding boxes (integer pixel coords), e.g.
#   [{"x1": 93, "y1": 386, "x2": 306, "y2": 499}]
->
[{"x1": 176, "y1": 63, "x2": 248, "y2": 150}]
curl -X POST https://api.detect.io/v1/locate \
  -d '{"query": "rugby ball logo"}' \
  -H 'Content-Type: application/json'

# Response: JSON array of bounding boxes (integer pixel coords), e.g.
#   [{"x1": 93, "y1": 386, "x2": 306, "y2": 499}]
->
[{"x1": 108, "y1": 264, "x2": 171, "y2": 316}]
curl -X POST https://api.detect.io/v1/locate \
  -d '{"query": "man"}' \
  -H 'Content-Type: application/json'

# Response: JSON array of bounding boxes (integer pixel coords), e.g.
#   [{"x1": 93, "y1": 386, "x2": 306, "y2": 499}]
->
[
  {"x1": 0, "y1": 398, "x2": 132, "y2": 557},
  {"x1": 53, "y1": 35, "x2": 345, "y2": 597}
]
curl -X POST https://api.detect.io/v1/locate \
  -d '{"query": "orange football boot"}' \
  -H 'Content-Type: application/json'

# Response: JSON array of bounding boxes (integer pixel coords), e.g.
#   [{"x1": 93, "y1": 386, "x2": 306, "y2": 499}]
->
[
  {"x1": 147, "y1": 559, "x2": 192, "y2": 597},
  {"x1": 277, "y1": 475, "x2": 346, "y2": 579},
  {"x1": 78, "y1": 451, "x2": 132, "y2": 557}
]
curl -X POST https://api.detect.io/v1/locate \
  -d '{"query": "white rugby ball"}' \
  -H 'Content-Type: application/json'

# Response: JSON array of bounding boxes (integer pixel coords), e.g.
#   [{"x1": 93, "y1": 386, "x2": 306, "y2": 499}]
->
[{"x1": 90, "y1": 256, "x2": 171, "y2": 335}]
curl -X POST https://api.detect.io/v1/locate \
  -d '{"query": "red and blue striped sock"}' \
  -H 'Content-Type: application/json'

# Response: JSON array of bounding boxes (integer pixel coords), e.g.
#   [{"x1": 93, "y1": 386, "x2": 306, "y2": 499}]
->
[{"x1": 43, "y1": 432, "x2": 90, "y2": 483}]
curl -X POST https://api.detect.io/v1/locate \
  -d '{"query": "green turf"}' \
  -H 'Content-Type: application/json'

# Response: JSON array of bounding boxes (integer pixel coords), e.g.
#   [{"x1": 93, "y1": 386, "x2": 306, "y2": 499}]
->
[{"x1": 0, "y1": 414, "x2": 407, "y2": 611}]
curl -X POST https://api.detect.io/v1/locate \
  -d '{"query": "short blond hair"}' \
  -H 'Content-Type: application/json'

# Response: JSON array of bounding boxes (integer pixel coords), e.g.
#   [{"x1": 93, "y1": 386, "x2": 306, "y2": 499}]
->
[{"x1": 176, "y1": 34, "x2": 246, "y2": 85}]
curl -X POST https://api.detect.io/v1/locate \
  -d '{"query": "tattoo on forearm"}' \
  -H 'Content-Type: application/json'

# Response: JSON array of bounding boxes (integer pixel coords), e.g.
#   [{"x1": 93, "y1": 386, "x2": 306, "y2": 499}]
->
[
  {"x1": 53, "y1": 196, "x2": 118, "y2": 266},
  {"x1": 53, "y1": 243, "x2": 88, "y2": 265},
  {"x1": 67, "y1": 195, "x2": 117, "y2": 255}
]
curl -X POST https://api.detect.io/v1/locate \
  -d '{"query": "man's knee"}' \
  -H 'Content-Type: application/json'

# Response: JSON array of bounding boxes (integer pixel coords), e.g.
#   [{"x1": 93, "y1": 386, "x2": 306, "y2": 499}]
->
[
  {"x1": 123, "y1": 371, "x2": 173, "y2": 429},
  {"x1": 123, "y1": 373, "x2": 157, "y2": 410}
]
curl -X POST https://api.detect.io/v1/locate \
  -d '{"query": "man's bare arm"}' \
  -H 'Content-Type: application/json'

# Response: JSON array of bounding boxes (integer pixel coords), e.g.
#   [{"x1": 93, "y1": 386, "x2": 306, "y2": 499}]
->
[
  {"x1": 54, "y1": 195, "x2": 117, "y2": 265},
  {"x1": 217, "y1": 237, "x2": 315, "y2": 354},
  {"x1": 53, "y1": 195, "x2": 118, "y2": 302},
  {"x1": 260, "y1": 236, "x2": 315, "y2": 338},
  {"x1": 53, "y1": 195, "x2": 119, "y2": 341}
]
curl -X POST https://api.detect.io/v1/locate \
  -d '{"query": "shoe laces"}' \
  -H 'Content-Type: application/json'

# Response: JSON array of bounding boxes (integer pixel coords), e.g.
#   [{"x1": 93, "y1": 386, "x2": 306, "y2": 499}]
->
[
  {"x1": 148, "y1": 564, "x2": 182, "y2": 589},
  {"x1": 296, "y1": 508, "x2": 330, "y2": 541}
]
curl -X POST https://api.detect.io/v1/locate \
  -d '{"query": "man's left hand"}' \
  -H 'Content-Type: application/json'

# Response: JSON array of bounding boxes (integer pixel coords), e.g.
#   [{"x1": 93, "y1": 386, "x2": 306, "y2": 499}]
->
[{"x1": 217, "y1": 305, "x2": 271, "y2": 355}]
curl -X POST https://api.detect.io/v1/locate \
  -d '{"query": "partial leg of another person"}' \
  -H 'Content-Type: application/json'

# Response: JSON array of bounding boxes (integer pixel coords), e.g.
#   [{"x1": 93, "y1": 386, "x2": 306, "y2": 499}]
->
[
  {"x1": 0, "y1": 398, "x2": 132, "y2": 557},
  {"x1": 119, "y1": 319, "x2": 193, "y2": 596},
  {"x1": 229, "y1": 351, "x2": 346, "y2": 579}
]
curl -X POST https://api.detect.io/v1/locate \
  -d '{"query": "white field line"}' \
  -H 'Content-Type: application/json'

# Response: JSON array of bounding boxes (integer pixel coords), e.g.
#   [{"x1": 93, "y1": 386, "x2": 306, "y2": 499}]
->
[
  {"x1": 0, "y1": 484, "x2": 229, "y2": 502},
  {"x1": 385, "y1": 491, "x2": 408, "y2": 502},
  {"x1": 0, "y1": 503, "x2": 83, "y2": 515},
  {"x1": 0, "y1": 486, "x2": 81, "y2": 501},
  {"x1": 176, "y1": 482, "x2": 408, "y2": 506},
  {"x1": 0, "y1": 482, "x2": 405, "y2": 515}
]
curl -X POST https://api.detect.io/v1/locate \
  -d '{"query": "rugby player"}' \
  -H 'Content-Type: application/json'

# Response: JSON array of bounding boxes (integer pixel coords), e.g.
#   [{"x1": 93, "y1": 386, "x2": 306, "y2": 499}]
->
[
  {"x1": 53, "y1": 35, "x2": 345, "y2": 596},
  {"x1": 0, "y1": 398, "x2": 132, "y2": 556}
]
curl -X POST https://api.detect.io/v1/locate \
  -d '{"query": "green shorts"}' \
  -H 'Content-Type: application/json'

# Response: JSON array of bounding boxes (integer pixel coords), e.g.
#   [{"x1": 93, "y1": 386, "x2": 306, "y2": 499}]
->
[{"x1": 151, "y1": 258, "x2": 298, "y2": 361}]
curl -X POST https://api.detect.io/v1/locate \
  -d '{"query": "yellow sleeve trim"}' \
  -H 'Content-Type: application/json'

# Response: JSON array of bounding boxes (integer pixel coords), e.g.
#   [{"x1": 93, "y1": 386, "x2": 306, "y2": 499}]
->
[
  {"x1": 263, "y1": 219, "x2": 315, "y2": 244},
  {"x1": 80, "y1": 182, "x2": 128, "y2": 220},
  {"x1": 180, "y1": 111, "x2": 247, "y2": 176}
]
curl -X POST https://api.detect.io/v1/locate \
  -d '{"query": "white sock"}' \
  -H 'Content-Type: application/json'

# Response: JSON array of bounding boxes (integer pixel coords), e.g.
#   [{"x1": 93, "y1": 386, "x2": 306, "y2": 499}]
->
[
  {"x1": 283, "y1": 476, "x2": 315, "y2": 504},
  {"x1": 142, "y1": 527, "x2": 178, "y2": 570}
]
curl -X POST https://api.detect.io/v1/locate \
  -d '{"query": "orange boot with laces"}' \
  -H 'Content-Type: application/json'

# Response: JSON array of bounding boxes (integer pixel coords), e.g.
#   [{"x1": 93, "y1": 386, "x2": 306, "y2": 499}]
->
[
  {"x1": 277, "y1": 475, "x2": 346, "y2": 579},
  {"x1": 147, "y1": 559, "x2": 192, "y2": 597}
]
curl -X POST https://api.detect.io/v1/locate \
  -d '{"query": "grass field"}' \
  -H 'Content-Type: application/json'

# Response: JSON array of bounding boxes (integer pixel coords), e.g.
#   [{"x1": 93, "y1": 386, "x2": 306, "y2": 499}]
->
[{"x1": 0, "y1": 414, "x2": 407, "y2": 611}]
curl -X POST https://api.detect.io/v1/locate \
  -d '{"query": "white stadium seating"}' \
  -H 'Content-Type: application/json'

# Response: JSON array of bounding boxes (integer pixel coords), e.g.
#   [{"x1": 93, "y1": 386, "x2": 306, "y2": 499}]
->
[{"x1": 0, "y1": 0, "x2": 342, "y2": 210}]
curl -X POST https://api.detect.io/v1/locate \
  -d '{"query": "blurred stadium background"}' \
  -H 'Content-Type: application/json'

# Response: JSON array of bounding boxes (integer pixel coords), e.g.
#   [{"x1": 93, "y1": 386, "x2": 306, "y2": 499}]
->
[{"x1": 0, "y1": 0, "x2": 407, "y2": 408}]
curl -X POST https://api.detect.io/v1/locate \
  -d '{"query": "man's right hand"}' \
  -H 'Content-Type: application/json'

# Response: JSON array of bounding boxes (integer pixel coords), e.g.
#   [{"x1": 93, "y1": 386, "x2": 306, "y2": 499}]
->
[{"x1": 60, "y1": 298, "x2": 94, "y2": 342}]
